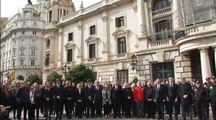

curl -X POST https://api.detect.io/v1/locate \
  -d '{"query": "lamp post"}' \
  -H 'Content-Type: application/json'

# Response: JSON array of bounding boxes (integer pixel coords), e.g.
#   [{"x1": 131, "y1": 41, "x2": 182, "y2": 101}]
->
[
  {"x1": 131, "y1": 54, "x2": 138, "y2": 71},
  {"x1": 62, "y1": 65, "x2": 70, "y2": 81}
]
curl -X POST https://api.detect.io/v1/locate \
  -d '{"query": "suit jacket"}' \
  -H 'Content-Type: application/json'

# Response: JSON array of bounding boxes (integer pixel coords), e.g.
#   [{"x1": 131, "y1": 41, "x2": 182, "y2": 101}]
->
[
  {"x1": 94, "y1": 86, "x2": 103, "y2": 103},
  {"x1": 145, "y1": 86, "x2": 154, "y2": 100},
  {"x1": 65, "y1": 86, "x2": 76, "y2": 102},
  {"x1": 75, "y1": 88, "x2": 85, "y2": 103},
  {"x1": 153, "y1": 84, "x2": 167, "y2": 103},
  {"x1": 111, "y1": 85, "x2": 122, "y2": 105},
  {"x1": 167, "y1": 83, "x2": 179, "y2": 102},
  {"x1": 178, "y1": 82, "x2": 193, "y2": 105},
  {"x1": 84, "y1": 86, "x2": 95, "y2": 102}
]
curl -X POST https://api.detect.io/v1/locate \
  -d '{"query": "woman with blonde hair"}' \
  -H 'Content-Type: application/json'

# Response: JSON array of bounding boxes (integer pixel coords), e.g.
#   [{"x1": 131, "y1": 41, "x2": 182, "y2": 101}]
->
[{"x1": 102, "y1": 81, "x2": 111, "y2": 118}]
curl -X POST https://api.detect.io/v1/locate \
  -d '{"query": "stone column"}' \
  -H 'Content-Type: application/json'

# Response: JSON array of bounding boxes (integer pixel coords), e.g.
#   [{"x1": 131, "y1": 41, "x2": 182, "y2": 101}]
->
[
  {"x1": 137, "y1": 0, "x2": 147, "y2": 36},
  {"x1": 200, "y1": 48, "x2": 212, "y2": 83},
  {"x1": 172, "y1": 0, "x2": 181, "y2": 31}
]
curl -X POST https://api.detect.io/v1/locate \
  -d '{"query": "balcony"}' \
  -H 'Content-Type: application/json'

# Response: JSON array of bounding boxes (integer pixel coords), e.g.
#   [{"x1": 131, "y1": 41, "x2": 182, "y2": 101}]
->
[
  {"x1": 149, "y1": 30, "x2": 173, "y2": 41},
  {"x1": 148, "y1": 30, "x2": 173, "y2": 49},
  {"x1": 175, "y1": 21, "x2": 216, "y2": 53},
  {"x1": 152, "y1": 7, "x2": 172, "y2": 18}
]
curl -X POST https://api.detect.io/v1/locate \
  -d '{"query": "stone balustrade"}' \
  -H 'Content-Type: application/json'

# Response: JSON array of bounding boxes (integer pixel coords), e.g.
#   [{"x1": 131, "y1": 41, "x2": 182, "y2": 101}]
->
[
  {"x1": 148, "y1": 39, "x2": 173, "y2": 49},
  {"x1": 152, "y1": 7, "x2": 171, "y2": 16}
]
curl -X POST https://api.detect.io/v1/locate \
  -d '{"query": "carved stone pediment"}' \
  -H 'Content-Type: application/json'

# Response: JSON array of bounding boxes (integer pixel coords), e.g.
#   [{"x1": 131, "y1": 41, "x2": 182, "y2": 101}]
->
[
  {"x1": 85, "y1": 36, "x2": 99, "y2": 43},
  {"x1": 112, "y1": 27, "x2": 129, "y2": 37},
  {"x1": 64, "y1": 42, "x2": 76, "y2": 48}
]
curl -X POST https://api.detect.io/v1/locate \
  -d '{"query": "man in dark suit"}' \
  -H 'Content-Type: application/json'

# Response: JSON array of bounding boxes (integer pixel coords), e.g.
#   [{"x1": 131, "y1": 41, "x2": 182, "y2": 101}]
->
[
  {"x1": 94, "y1": 81, "x2": 103, "y2": 118},
  {"x1": 167, "y1": 77, "x2": 179, "y2": 120},
  {"x1": 154, "y1": 78, "x2": 168, "y2": 120},
  {"x1": 84, "y1": 80, "x2": 95, "y2": 118},
  {"x1": 178, "y1": 78, "x2": 193, "y2": 120},
  {"x1": 65, "y1": 81, "x2": 76, "y2": 119},
  {"x1": 111, "y1": 81, "x2": 122, "y2": 118},
  {"x1": 17, "y1": 82, "x2": 30, "y2": 120},
  {"x1": 54, "y1": 81, "x2": 65, "y2": 119}
]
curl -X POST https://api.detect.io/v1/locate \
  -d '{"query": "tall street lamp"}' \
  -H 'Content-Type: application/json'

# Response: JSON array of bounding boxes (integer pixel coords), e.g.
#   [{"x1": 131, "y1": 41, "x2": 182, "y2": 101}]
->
[
  {"x1": 6, "y1": 71, "x2": 11, "y2": 83},
  {"x1": 131, "y1": 54, "x2": 138, "y2": 71},
  {"x1": 62, "y1": 65, "x2": 70, "y2": 81}
]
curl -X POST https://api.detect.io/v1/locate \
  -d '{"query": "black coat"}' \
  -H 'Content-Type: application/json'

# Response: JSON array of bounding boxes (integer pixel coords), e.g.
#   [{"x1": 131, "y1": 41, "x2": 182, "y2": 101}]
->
[
  {"x1": 145, "y1": 86, "x2": 154, "y2": 100},
  {"x1": 178, "y1": 83, "x2": 193, "y2": 106},
  {"x1": 111, "y1": 85, "x2": 123, "y2": 105},
  {"x1": 65, "y1": 86, "x2": 76, "y2": 102},
  {"x1": 123, "y1": 88, "x2": 133, "y2": 103},
  {"x1": 94, "y1": 86, "x2": 103, "y2": 103},
  {"x1": 194, "y1": 87, "x2": 206, "y2": 102},
  {"x1": 75, "y1": 89, "x2": 85, "y2": 103}
]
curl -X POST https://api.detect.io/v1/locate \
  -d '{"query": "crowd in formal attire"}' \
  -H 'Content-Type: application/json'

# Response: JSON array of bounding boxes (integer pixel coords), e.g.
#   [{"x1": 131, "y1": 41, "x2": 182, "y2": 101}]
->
[{"x1": 0, "y1": 76, "x2": 216, "y2": 120}]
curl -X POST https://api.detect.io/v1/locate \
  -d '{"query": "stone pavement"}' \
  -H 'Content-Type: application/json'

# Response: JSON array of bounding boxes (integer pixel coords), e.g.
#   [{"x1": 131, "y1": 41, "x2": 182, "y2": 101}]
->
[{"x1": 9, "y1": 112, "x2": 213, "y2": 120}]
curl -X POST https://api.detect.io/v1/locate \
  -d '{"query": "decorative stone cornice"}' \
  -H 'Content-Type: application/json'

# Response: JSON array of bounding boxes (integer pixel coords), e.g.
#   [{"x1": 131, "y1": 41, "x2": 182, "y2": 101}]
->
[
  {"x1": 85, "y1": 35, "x2": 100, "y2": 43},
  {"x1": 112, "y1": 27, "x2": 129, "y2": 37}
]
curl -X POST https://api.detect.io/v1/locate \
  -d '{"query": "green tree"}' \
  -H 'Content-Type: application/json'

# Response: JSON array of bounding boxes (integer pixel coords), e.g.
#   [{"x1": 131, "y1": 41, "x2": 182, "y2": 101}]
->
[
  {"x1": 47, "y1": 72, "x2": 62, "y2": 83},
  {"x1": 132, "y1": 77, "x2": 139, "y2": 83},
  {"x1": 17, "y1": 75, "x2": 24, "y2": 80},
  {"x1": 26, "y1": 74, "x2": 42, "y2": 85},
  {"x1": 66, "y1": 64, "x2": 96, "y2": 84}
]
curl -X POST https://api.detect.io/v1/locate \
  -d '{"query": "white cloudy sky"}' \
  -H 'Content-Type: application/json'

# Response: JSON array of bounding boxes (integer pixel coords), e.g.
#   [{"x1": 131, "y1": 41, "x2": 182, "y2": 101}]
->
[{"x1": 1, "y1": 0, "x2": 101, "y2": 17}]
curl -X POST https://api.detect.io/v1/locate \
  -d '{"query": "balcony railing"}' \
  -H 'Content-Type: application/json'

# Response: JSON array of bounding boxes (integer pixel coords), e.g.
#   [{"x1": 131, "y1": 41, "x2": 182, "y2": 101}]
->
[
  {"x1": 149, "y1": 30, "x2": 173, "y2": 41},
  {"x1": 152, "y1": 7, "x2": 171, "y2": 16}
]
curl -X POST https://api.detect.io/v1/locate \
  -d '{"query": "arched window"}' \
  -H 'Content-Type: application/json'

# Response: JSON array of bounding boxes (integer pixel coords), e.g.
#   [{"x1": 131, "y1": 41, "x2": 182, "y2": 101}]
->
[{"x1": 153, "y1": 0, "x2": 169, "y2": 11}]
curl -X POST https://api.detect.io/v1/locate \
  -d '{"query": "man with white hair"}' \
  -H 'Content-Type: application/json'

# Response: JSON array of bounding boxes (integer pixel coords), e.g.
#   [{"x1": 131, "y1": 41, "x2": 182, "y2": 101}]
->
[{"x1": 153, "y1": 78, "x2": 168, "y2": 120}]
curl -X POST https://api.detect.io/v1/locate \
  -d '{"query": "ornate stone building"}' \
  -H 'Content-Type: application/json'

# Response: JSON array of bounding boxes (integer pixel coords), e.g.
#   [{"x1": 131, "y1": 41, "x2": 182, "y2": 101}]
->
[
  {"x1": 43, "y1": 0, "x2": 216, "y2": 83},
  {"x1": 0, "y1": 0, "x2": 48, "y2": 83}
]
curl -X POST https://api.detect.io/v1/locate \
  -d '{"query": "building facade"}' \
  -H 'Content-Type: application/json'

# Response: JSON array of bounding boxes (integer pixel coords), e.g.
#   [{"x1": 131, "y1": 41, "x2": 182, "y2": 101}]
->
[
  {"x1": 43, "y1": 0, "x2": 216, "y2": 83},
  {"x1": 0, "y1": 0, "x2": 48, "y2": 83}
]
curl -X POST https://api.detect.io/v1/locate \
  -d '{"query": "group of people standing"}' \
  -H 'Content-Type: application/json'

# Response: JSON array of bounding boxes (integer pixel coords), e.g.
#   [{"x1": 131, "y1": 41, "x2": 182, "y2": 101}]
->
[{"x1": 0, "y1": 76, "x2": 216, "y2": 120}]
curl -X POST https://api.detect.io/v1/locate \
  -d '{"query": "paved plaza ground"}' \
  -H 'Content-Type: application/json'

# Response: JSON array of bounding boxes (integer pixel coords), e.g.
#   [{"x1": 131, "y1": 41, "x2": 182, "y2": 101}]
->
[{"x1": 9, "y1": 112, "x2": 213, "y2": 120}]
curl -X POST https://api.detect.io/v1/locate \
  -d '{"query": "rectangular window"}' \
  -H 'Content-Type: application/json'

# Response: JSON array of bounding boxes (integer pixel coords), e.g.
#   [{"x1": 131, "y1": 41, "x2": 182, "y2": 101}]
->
[
  {"x1": 14, "y1": 32, "x2": 16, "y2": 36},
  {"x1": 117, "y1": 37, "x2": 126, "y2": 54},
  {"x1": 67, "y1": 49, "x2": 73, "y2": 62},
  {"x1": 117, "y1": 70, "x2": 128, "y2": 84},
  {"x1": 32, "y1": 39, "x2": 36, "y2": 44},
  {"x1": 68, "y1": 32, "x2": 73, "y2": 41},
  {"x1": 23, "y1": 21, "x2": 26, "y2": 25},
  {"x1": 49, "y1": 11, "x2": 52, "y2": 23},
  {"x1": 152, "y1": 62, "x2": 174, "y2": 82},
  {"x1": 31, "y1": 49, "x2": 36, "y2": 56},
  {"x1": 33, "y1": 22, "x2": 37, "y2": 26},
  {"x1": 32, "y1": 31, "x2": 37, "y2": 35},
  {"x1": 90, "y1": 25, "x2": 96, "y2": 35},
  {"x1": 13, "y1": 49, "x2": 16, "y2": 56},
  {"x1": 20, "y1": 60, "x2": 24, "y2": 66},
  {"x1": 13, "y1": 60, "x2": 15, "y2": 67},
  {"x1": 89, "y1": 43, "x2": 96, "y2": 58},
  {"x1": 30, "y1": 60, "x2": 35, "y2": 66},
  {"x1": 116, "y1": 16, "x2": 125, "y2": 28},
  {"x1": 22, "y1": 31, "x2": 25, "y2": 35},
  {"x1": 45, "y1": 54, "x2": 50, "y2": 66},
  {"x1": 20, "y1": 49, "x2": 25, "y2": 56}
]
